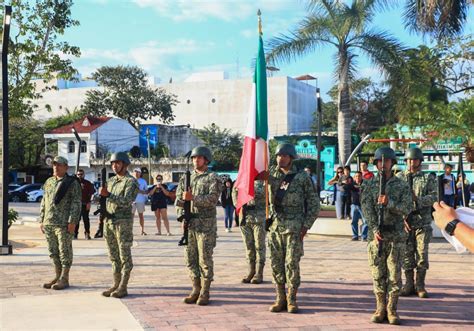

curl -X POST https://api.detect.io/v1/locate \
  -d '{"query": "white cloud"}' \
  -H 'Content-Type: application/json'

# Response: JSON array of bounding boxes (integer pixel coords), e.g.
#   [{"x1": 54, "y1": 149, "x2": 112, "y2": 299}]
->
[{"x1": 133, "y1": 0, "x2": 296, "y2": 22}]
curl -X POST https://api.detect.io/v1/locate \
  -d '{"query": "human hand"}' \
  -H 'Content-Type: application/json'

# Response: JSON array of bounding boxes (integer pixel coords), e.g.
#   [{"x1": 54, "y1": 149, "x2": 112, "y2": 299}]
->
[
  {"x1": 67, "y1": 223, "x2": 76, "y2": 234},
  {"x1": 377, "y1": 195, "x2": 388, "y2": 206},
  {"x1": 183, "y1": 188, "x2": 193, "y2": 201},
  {"x1": 86, "y1": 202, "x2": 91, "y2": 211},
  {"x1": 256, "y1": 171, "x2": 269, "y2": 181},
  {"x1": 432, "y1": 201, "x2": 458, "y2": 230},
  {"x1": 300, "y1": 227, "x2": 308, "y2": 241},
  {"x1": 40, "y1": 223, "x2": 45, "y2": 234},
  {"x1": 374, "y1": 231, "x2": 383, "y2": 243},
  {"x1": 100, "y1": 187, "x2": 109, "y2": 197}
]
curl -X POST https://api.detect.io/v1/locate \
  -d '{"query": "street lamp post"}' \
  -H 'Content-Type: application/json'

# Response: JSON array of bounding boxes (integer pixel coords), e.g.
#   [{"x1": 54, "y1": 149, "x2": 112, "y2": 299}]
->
[
  {"x1": 316, "y1": 87, "x2": 323, "y2": 191},
  {"x1": 1, "y1": 5, "x2": 12, "y2": 255}
]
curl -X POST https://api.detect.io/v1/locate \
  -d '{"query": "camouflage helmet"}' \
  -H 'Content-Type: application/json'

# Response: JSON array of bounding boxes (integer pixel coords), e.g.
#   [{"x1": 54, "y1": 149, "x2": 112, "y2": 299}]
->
[
  {"x1": 373, "y1": 146, "x2": 397, "y2": 165},
  {"x1": 190, "y1": 146, "x2": 212, "y2": 163},
  {"x1": 110, "y1": 152, "x2": 131, "y2": 165},
  {"x1": 275, "y1": 143, "x2": 297, "y2": 158},
  {"x1": 404, "y1": 147, "x2": 424, "y2": 161}
]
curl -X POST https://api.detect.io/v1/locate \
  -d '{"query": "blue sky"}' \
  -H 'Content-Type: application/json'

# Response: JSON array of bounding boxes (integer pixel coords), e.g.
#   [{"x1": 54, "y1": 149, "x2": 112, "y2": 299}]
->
[{"x1": 62, "y1": 0, "x2": 473, "y2": 98}]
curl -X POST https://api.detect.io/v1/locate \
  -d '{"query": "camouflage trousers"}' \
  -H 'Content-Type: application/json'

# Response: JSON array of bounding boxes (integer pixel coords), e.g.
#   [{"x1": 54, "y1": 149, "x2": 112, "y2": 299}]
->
[
  {"x1": 44, "y1": 225, "x2": 74, "y2": 268},
  {"x1": 104, "y1": 219, "x2": 134, "y2": 274},
  {"x1": 268, "y1": 231, "x2": 303, "y2": 288},
  {"x1": 368, "y1": 240, "x2": 404, "y2": 295},
  {"x1": 240, "y1": 221, "x2": 266, "y2": 265},
  {"x1": 403, "y1": 227, "x2": 432, "y2": 271},
  {"x1": 185, "y1": 229, "x2": 217, "y2": 281}
]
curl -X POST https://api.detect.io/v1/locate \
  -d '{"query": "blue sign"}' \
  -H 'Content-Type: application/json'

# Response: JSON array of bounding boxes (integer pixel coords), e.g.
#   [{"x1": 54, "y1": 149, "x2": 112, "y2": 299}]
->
[{"x1": 139, "y1": 125, "x2": 158, "y2": 157}]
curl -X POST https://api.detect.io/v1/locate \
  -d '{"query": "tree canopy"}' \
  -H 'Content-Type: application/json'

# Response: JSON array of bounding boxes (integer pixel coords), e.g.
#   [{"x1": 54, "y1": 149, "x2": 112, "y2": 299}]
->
[{"x1": 83, "y1": 66, "x2": 177, "y2": 129}]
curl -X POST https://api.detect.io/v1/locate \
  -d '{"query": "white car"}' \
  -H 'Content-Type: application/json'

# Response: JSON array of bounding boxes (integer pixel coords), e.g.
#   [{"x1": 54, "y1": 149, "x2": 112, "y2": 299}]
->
[
  {"x1": 320, "y1": 186, "x2": 335, "y2": 205},
  {"x1": 27, "y1": 189, "x2": 44, "y2": 202}
]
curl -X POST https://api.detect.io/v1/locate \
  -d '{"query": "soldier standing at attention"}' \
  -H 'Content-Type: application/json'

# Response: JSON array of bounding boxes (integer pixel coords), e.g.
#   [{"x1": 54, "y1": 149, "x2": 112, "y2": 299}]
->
[
  {"x1": 361, "y1": 147, "x2": 412, "y2": 325},
  {"x1": 233, "y1": 179, "x2": 267, "y2": 284},
  {"x1": 176, "y1": 146, "x2": 221, "y2": 306},
  {"x1": 267, "y1": 143, "x2": 320, "y2": 313},
  {"x1": 100, "y1": 152, "x2": 138, "y2": 298},
  {"x1": 40, "y1": 156, "x2": 81, "y2": 290},
  {"x1": 398, "y1": 148, "x2": 437, "y2": 298}
]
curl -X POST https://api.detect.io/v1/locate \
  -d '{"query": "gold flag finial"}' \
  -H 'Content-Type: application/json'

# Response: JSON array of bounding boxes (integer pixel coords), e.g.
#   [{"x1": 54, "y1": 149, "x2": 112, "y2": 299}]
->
[{"x1": 257, "y1": 9, "x2": 262, "y2": 35}]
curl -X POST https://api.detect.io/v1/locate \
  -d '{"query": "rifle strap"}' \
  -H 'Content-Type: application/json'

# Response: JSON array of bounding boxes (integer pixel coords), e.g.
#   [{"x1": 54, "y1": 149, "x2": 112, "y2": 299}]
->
[
  {"x1": 274, "y1": 173, "x2": 297, "y2": 208},
  {"x1": 54, "y1": 175, "x2": 79, "y2": 205}
]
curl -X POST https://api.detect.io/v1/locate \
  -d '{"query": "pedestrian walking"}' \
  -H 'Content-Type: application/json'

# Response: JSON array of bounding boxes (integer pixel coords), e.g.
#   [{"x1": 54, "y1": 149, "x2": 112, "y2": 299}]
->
[
  {"x1": 338, "y1": 166, "x2": 353, "y2": 219},
  {"x1": 346, "y1": 171, "x2": 367, "y2": 241},
  {"x1": 149, "y1": 174, "x2": 172, "y2": 235},
  {"x1": 221, "y1": 178, "x2": 235, "y2": 232},
  {"x1": 132, "y1": 168, "x2": 148, "y2": 235}
]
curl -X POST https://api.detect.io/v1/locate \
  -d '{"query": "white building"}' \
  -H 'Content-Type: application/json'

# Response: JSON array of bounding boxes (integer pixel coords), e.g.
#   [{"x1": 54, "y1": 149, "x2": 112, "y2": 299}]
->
[
  {"x1": 44, "y1": 116, "x2": 138, "y2": 182},
  {"x1": 34, "y1": 73, "x2": 317, "y2": 136}
]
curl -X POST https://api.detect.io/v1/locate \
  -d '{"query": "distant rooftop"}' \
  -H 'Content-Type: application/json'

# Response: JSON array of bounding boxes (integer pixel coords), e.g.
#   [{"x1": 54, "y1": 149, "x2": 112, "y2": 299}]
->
[{"x1": 49, "y1": 116, "x2": 111, "y2": 134}]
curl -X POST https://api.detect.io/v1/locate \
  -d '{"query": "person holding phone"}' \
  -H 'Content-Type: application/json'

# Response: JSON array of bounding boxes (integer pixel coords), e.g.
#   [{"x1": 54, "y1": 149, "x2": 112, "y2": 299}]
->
[{"x1": 149, "y1": 174, "x2": 172, "y2": 236}]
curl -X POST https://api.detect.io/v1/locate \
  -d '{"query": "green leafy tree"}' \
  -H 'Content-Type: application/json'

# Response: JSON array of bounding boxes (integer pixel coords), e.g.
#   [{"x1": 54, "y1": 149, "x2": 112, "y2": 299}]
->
[
  {"x1": 380, "y1": 0, "x2": 470, "y2": 40},
  {"x1": 83, "y1": 66, "x2": 177, "y2": 129},
  {"x1": 0, "y1": 0, "x2": 80, "y2": 118},
  {"x1": 266, "y1": 0, "x2": 404, "y2": 164},
  {"x1": 194, "y1": 123, "x2": 243, "y2": 171}
]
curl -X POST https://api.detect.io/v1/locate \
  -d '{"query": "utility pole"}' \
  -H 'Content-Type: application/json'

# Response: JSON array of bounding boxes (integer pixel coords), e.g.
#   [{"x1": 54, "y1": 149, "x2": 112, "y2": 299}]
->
[
  {"x1": 316, "y1": 88, "x2": 323, "y2": 190},
  {"x1": 146, "y1": 128, "x2": 152, "y2": 183}
]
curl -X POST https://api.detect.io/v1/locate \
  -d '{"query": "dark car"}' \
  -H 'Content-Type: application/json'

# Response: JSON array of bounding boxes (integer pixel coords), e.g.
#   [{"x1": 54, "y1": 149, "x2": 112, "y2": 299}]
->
[
  {"x1": 8, "y1": 184, "x2": 22, "y2": 192},
  {"x1": 147, "y1": 182, "x2": 178, "y2": 205},
  {"x1": 9, "y1": 183, "x2": 42, "y2": 202}
]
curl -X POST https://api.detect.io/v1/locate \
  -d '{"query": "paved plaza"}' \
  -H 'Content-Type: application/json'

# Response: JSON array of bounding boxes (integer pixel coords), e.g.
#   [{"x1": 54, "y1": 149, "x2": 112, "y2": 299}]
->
[{"x1": 0, "y1": 203, "x2": 473, "y2": 330}]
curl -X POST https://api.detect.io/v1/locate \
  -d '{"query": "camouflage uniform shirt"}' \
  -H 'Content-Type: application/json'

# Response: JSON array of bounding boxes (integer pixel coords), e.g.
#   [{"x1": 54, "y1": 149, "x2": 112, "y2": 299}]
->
[
  {"x1": 106, "y1": 173, "x2": 139, "y2": 222},
  {"x1": 40, "y1": 176, "x2": 82, "y2": 226},
  {"x1": 397, "y1": 170, "x2": 437, "y2": 229}
]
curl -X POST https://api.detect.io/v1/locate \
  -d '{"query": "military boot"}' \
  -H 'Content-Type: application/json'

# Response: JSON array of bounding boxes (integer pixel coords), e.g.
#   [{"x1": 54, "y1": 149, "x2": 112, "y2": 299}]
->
[
  {"x1": 85, "y1": 232, "x2": 91, "y2": 240},
  {"x1": 287, "y1": 286, "x2": 299, "y2": 313},
  {"x1": 196, "y1": 279, "x2": 211, "y2": 306},
  {"x1": 183, "y1": 278, "x2": 201, "y2": 304},
  {"x1": 370, "y1": 292, "x2": 386, "y2": 323},
  {"x1": 51, "y1": 267, "x2": 70, "y2": 290},
  {"x1": 416, "y1": 269, "x2": 429, "y2": 298},
  {"x1": 111, "y1": 272, "x2": 130, "y2": 298},
  {"x1": 387, "y1": 293, "x2": 401, "y2": 325},
  {"x1": 43, "y1": 264, "x2": 61, "y2": 289},
  {"x1": 251, "y1": 263, "x2": 264, "y2": 284},
  {"x1": 269, "y1": 284, "x2": 287, "y2": 312},
  {"x1": 241, "y1": 263, "x2": 256, "y2": 283},
  {"x1": 102, "y1": 273, "x2": 121, "y2": 297},
  {"x1": 400, "y1": 270, "x2": 416, "y2": 296}
]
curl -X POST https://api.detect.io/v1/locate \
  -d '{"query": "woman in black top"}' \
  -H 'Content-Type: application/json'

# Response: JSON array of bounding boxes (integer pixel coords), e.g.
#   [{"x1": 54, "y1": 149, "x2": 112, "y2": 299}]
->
[{"x1": 149, "y1": 174, "x2": 172, "y2": 236}]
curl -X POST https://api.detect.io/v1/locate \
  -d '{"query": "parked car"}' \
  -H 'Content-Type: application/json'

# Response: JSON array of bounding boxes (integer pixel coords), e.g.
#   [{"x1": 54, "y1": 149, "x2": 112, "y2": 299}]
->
[
  {"x1": 9, "y1": 183, "x2": 42, "y2": 202},
  {"x1": 320, "y1": 186, "x2": 335, "y2": 205},
  {"x1": 27, "y1": 189, "x2": 44, "y2": 202},
  {"x1": 8, "y1": 183, "x2": 22, "y2": 192}
]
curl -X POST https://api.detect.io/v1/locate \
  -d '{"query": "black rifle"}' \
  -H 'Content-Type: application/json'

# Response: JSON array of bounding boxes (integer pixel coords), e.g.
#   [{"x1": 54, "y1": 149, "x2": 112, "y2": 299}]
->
[
  {"x1": 178, "y1": 152, "x2": 192, "y2": 246},
  {"x1": 377, "y1": 155, "x2": 386, "y2": 257},
  {"x1": 93, "y1": 161, "x2": 112, "y2": 236},
  {"x1": 240, "y1": 205, "x2": 247, "y2": 227},
  {"x1": 405, "y1": 173, "x2": 418, "y2": 243}
]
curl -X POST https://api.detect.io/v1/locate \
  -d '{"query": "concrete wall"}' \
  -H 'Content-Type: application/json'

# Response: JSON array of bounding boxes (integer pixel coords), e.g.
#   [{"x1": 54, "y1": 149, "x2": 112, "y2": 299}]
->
[
  {"x1": 33, "y1": 76, "x2": 316, "y2": 137},
  {"x1": 157, "y1": 125, "x2": 203, "y2": 158}
]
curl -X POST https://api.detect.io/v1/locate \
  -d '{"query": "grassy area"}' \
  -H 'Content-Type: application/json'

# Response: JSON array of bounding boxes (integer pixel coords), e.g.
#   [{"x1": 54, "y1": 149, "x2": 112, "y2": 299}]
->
[{"x1": 321, "y1": 204, "x2": 336, "y2": 211}]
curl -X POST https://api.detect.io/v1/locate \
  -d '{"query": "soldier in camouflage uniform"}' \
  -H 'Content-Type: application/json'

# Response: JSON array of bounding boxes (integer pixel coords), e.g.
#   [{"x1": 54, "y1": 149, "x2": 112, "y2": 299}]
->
[
  {"x1": 176, "y1": 146, "x2": 221, "y2": 306},
  {"x1": 267, "y1": 143, "x2": 320, "y2": 313},
  {"x1": 100, "y1": 152, "x2": 138, "y2": 298},
  {"x1": 40, "y1": 156, "x2": 81, "y2": 290},
  {"x1": 361, "y1": 147, "x2": 412, "y2": 325},
  {"x1": 232, "y1": 180, "x2": 266, "y2": 284},
  {"x1": 397, "y1": 148, "x2": 437, "y2": 298}
]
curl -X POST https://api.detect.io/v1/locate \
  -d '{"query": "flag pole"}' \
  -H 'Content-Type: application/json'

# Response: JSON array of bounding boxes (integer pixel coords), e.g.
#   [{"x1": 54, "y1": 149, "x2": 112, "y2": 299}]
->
[{"x1": 258, "y1": 9, "x2": 269, "y2": 219}]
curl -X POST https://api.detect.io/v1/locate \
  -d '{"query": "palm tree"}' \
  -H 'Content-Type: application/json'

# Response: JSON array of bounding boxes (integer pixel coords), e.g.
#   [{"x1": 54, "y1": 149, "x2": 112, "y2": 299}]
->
[
  {"x1": 399, "y1": 0, "x2": 469, "y2": 40},
  {"x1": 266, "y1": 0, "x2": 404, "y2": 164}
]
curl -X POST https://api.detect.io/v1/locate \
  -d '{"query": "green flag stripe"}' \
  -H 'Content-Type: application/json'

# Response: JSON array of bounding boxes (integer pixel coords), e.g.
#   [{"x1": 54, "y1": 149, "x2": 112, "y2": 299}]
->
[{"x1": 254, "y1": 35, "x2": 268, "y2": 141}]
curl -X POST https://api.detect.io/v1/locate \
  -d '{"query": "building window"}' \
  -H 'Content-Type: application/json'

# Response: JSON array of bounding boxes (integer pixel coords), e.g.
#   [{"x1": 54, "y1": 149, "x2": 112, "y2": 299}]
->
[
  {"x1": 80, "y1": 141, "x2": 87, "y2": 153},
  {"x1": 211, "y1": 98, "x2": 216, "y2": 103},
  {"x1": 187, "y1": 99, "x2": 191, "y2": 104},
  {"x1": 68, "y1": 141, "x2": 75, "y2": 153}
]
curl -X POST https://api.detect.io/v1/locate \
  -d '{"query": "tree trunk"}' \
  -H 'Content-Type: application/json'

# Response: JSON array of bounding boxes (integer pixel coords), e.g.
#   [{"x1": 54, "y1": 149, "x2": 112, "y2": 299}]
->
[{"x1": 337, "y1": 52, "x2": 352, "y2": 165}]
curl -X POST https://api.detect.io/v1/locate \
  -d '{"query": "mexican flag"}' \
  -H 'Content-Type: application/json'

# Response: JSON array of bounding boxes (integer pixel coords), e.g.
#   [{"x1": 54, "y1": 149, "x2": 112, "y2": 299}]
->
[{"x1": 234, "y1": 33, "x2": 268, "y2": 213}]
